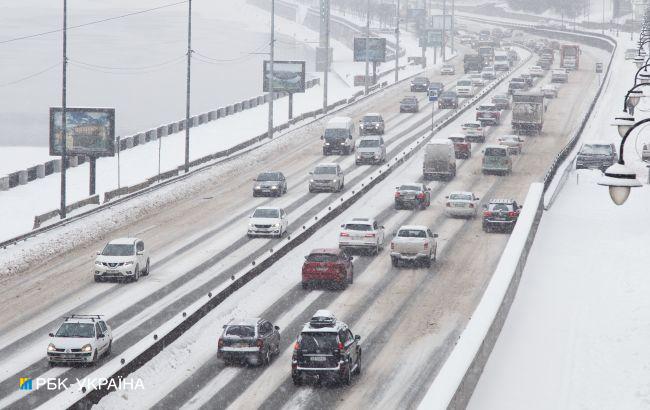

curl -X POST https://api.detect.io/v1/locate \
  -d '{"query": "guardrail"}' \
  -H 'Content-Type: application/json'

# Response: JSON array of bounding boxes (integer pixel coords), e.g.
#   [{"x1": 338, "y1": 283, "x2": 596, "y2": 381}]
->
[{"x1": 55, "y1": 50, "x2": 527, "y2": 410}]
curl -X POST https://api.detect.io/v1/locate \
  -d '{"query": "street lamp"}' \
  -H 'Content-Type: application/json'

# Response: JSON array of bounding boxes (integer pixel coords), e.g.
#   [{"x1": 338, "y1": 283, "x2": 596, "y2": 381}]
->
[
  {"x1": 634, "y1": 55, "x2": 645, "y2": 69},
  {"x1": 598, "y1": 114, "x2": 645, "y2": 205}
]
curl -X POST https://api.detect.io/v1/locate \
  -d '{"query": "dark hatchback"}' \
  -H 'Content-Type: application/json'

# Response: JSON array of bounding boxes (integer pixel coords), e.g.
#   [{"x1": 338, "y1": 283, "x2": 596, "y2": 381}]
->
[
  {"x1": 575, "y1": 143, "x2": 617, "y2": 172},
  {"x1": 438, "y1": 91, "x2": 459, "y2": 109},
  {"x1": 394, "y1": 183, "x2": 431, "y2": 210},
  {"x1": 482, "y1": 199, "x2": 521, "y2": 233},
  {"x1": 217, "y1": 318, "x2": 281, "y2": 366},
  {"x1": 253, "y1": 171, "x2": 287, "y2": 197},
  {"x1": 410, "y1": 76, "x2": 430, "y2": 92}
]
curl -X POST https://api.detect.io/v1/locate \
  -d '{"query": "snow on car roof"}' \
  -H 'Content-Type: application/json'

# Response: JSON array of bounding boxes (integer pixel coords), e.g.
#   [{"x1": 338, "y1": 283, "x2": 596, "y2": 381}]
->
[
  {"x1": 350, "y1": 217, "x2": 373, "y2": 222},
  {"x1": 309, "y1": 248, "x2": 341, "y2": 255},
  {"x1": 359, "y1": 135, "x2": 381, "y2": 141},
  {"x1": 484, "y1": 144, "x2": 507, "y2": 150},
  {"x1": 315, "y1": 162, "x2": 338, "y2": 168},
  {"x1": 463, "y1": 121, "x2": 482, "y2": 126},
  {"x1": 254, "y1": 206, "x2": 281, "y2": 211},
  {"x1": 108, "y1": 237, "x2": 139, "y2": 245},
  {"x1": 398, "y1": 225, "x2": 428, "y2": 231},
  {"x1": 363, "y1": 112, "x2": 382, "y2": 117},
  {"x1": 227, "y1": 318, "x2": 261, "y2": 327},
  {"x1": 327, "y1": 117, "x2": 351, "y2": 127},
  {"x1": 449, "y1": 191, "x2": 473, "y2": 197},
  {"x1": 428, "y1": 139, "x2": 453, "y2": 145}
]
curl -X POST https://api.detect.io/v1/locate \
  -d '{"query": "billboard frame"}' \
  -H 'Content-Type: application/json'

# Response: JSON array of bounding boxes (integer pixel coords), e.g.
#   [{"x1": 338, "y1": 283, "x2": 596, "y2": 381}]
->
[
  {"x1": 263, "y1": 60, "x2": 306, "y2": 94},
  {"x1": 49, "y1": 107, "x2": 116, "y2": 157},
  {"x1": 353, "y1": 37, "x2": 387, "y2": 63}
]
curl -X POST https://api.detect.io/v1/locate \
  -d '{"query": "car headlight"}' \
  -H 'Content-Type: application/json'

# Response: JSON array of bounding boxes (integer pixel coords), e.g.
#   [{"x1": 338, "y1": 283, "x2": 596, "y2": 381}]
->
[
  {"x1": 81, "y1": 344, "x2": 92, "y2": 352},
  {"x1": 357, "y1": 155, "x2": 361, "y2": 160},
  {"x1": 324, "y1": 142, "x2": 330, "y2": 145},
  {"x1": 124, "y1": 261, "x2": 133, "y2": 266},
  {"x1": 271, "y1": 223, "x2": 280, "y2": 228},
  {"x1": 95, "y1": 261, "x2": 102, "y2": 266},
  {"x1": 271, "y1": 185, "x2": 278, "y2": 189},
  {"x1": 48, "y1": 343, "x2": 56, "y2": 352},
  {"x1": 254, "y1": 185, "x2": 261, "y2": 190},
  {"x1": 309, "y1": 179, "x2": 315, "y2": 183}
]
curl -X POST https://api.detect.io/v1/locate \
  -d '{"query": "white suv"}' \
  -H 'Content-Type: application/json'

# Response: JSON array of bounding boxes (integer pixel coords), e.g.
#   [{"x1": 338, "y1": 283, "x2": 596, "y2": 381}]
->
[
  {"x1": 94, "y1": 238, "x2": 150, "y2": 282},
  {"x1": 248, "y1": 207, "x2": 288, "y2": 238},
  {"x1": 339, "y1": 217, "x2": 385, "y2": 255},
  {"x1": 47, "y1": 315, "x2": 112, "y2": 366}
]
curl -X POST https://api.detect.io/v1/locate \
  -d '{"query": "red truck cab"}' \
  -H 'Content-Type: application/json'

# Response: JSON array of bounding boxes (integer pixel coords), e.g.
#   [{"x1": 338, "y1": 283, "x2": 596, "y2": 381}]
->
[
  {"x1": 448, "y1": 134, "x2": 472, "y2": 159},
  {"x1": 302, "y1": 248, "x2": 353, "y2": 289}
]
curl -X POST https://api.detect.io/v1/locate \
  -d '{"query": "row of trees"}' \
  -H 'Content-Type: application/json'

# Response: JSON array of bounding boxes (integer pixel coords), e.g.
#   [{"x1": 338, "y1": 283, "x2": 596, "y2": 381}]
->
[{"x1": 506, "y1": 0, "x2": 591, "y2": 19}]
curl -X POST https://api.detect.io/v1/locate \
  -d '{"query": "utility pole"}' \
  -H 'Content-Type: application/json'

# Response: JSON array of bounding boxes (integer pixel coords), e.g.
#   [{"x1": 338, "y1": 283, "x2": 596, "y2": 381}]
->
[
  {"x1": 442, "y1": 0, "x2": 446, "y2": 61},
  {"x1": 60, "y1": 0, "x2": 68, "y2": 219},
  {"x1": 323, "y1": 0, "x2": 330, "y2": 112},
  {"x1": 451, "y1": 0, "x2": 455, "y2": 56},
  {"x1": 602, "y1": 0, "x2": 605, "y2": 35},
  {"x1": 184, "y1": 0, "x2": 192, "y2": 172},
  {"x1": 365, "y1": 0, "x2": 371, "y2": 95},
  {"x1": 268, "y1": 0, "x2": 275, "y2": 138},
  {"x1": 395, "y1": 0, "x2": 400, "y2": 83}
]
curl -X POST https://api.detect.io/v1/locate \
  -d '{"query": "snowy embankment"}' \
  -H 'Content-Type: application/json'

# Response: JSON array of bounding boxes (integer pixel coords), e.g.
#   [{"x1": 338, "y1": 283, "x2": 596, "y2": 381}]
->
[{"x1": 417, "y1": 183, "x2": 544, "y2": 410}]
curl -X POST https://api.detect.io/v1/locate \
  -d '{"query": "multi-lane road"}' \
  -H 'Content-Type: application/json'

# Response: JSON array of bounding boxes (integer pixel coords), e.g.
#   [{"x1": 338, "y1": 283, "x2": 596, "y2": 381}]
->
[{"x1": 0, "y1": 24, "x2": 607, "y2": 410}]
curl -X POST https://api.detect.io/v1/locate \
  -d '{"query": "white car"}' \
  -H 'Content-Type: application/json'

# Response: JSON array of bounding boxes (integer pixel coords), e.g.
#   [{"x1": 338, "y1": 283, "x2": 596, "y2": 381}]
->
[
  {"x1": 248, "y1": 207, "x2": 288, "y2": 238},
  {"x1": 461, "y1": 121, "x2": 485, "y2": 143},
  {"x1": 339, "y1": 217, "x2": 385, "y2": 255},
  {"x1": 470, "y1": 73, "x2": 486, "y2": 87},
  {"x1": 94, "y1": 237, "x2": 150, "y2": 282},
  {"x1": 440, "y1": 64, "x2": 456, "y2": 75},
  {"x1": 309, "y1": 163, "x2": 345, "y2": 192},
  {"x1": 47, "y1": 315, "x2": 112, "y2": 366},
  {"x1": 481, "y1": 66, "x2": 496, "y2": 80},
  {"x1": 541, "y1": 84, "x2": 558, "y2": 98},
  {"x1": 497, "y1": 134, "x2": 524, "y2": 155},
  {"x1": 445, "y1": 191, "x2": 480, "y2": 218},
  {"x1": 528, "y1": 66, "x2": 544, "y2": 78},
  {"x1": 456, "y1": 78, "x2": 475, "y2": 97},
  {"x1": 390, "y1": 225, "x2": 438, "y2": 268}
]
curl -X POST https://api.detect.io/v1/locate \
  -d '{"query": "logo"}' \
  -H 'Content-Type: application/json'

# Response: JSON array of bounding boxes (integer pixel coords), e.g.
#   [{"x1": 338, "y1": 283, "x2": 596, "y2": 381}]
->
[{"x1": 19, "y1": 378, "x2": 32, "y2": 390}]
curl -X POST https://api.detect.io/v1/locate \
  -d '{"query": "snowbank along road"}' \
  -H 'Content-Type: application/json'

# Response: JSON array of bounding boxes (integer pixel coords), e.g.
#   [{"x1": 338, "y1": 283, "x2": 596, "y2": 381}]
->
[{"x1": 0, "y1": 23, "x2": 607, "y2": 410}]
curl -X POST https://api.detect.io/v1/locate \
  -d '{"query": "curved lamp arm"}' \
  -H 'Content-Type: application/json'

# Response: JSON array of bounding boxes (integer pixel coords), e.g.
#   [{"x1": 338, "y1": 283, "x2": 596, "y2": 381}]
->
[
  {"x1": 634, "y1": 63, "x2": 650, "y2": 86},
  {"x1": 623, "y1": 83, "x2": 647, "y2": 110},
  {"x1": 619, "y1": 117, "x2": 650, "y2": 164}
]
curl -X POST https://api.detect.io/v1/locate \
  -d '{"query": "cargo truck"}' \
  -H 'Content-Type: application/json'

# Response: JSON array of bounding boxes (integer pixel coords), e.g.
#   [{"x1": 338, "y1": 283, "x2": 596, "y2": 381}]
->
[
  {"x1": 560, "y1": 45, "x2": 580, "y2": 70},
  {"x1": 423, "y1": 140, "x2": 456, "y2": 180},
  {"x1": 463, "y1": 54, "x2": 484, "y2": 73},
  {"x1": 511, "y1": 91, "x2": 544, "y2": 135}
]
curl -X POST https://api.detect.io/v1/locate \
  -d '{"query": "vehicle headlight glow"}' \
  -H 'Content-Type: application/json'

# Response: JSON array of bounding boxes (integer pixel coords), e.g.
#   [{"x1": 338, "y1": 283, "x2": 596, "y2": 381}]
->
[
  {"x1": 95, "y1": 261, "x2": 102, "y2": 266},
  {"x1": 48, "y1": 343, "x2": 56, "y2": 352},
  {"x1": 324, "y1": 142, "x2": 330, "y2": 145},
  {"x1": 255, "y1": 185, "x2": 261, "y2": 189},
  {"x1": 81, "y1": 344, "x2": 92, "y2": 352},
  {"x1": 271, "y1": 185, "x2": 277, "y2": 189},
  {"x1": 309, "y1": 179, "x2": 314, "y2": 183},
  {"x1": 271, "y1": 223, "x2": 280, "y2": 228}
]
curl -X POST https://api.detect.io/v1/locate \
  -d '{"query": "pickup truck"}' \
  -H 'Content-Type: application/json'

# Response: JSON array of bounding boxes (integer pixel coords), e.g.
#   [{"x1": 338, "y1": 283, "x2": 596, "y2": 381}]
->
[
  {"x1": 476, "y1": 104, "x2": 502, "y2": 126},
  {"x1": 390, "y1": 225, "x2": 438, "y2": 268}
]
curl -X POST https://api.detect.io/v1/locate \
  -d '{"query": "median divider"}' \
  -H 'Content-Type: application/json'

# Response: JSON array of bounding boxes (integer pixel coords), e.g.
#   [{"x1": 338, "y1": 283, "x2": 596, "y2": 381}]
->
[
  {"x1": 32, "y1": 195, "x2": 100, "y2": 229},
  {"x1": 50, "y1": 51, "x2": 528, "y2": 409}
]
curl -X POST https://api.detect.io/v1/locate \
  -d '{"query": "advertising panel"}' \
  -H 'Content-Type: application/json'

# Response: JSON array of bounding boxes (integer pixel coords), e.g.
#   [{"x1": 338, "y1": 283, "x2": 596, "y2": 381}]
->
[
  {"x1": 263, "y1": 60, "x2": 306, "y2": 93},
  {"x1": 353, "y1": 37, "x2": 387, "y2": 62},
  {"x1": 49, "y1": 107, "x2": 115, "y2": 157}
]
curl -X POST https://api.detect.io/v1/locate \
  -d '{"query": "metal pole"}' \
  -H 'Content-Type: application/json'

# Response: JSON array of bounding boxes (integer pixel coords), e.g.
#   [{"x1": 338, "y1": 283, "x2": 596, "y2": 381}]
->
[
  {"x1": 365, "y1": 0, "x2": 370, "y2": 94},
  {"x1": 158, "y1": 133, "x2": 162, "y2": 180},
  {"x1": 373, "y1": 61, "x2": 377, "y2": 84},
  {"x1": 431, "y1": 98, "x2": 435, "y2": 133},
  {"x1": 602, "y1": 0, "x2": 605, "y2": 35},
  {"x1": 89, "y1": 157, "x2": 96, "y2": 195},
  {"x1": 395, "y1": 0, "x2": 400, "y2": 83},
  {"x1": 268, "y1": 0, "x2": 275, "y2": 138},
  {"x1": 323, "y1": 0, "x2": 330, "y2": 112},
  {"x1": 442, "y1": 0, "x2": 446, "y2": 61},
  {"x1": 117, "y1": 136, "x2": 121, "y2": 190},
  {"x1": 289, "y1": 93, "x2": 294, "y2": 119},
  {"x1": 60, "y1": 0, "x2": 68, "y2": 219},
  {"x1": 451, "y1": 0, "x2": 455, "y2": 56},
  {"x1": 184, "y1": 0, "x2": 192, "y2": 172},
  {"x1": 433, "y1": 45, "x2": 437, "y2": 65}
]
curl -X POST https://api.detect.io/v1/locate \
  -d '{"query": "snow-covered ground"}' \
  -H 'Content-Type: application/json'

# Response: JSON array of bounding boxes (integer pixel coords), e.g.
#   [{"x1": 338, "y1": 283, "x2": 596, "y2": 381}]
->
[
  {"x1": 469, "y1": 26, "x2": 650, "y2": 410},
  {"x1": 0, "y1": 0, "x2": 435, "y2": 244}
]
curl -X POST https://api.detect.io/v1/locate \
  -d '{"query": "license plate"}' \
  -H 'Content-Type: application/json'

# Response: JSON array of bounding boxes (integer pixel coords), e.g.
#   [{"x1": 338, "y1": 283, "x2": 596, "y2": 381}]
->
[
  {"x1": 454, "y1": 203, "x2": 465, "y2": 207},
  {"x1": 404, "y1": 195, "x2": 415, "y2": 199},
  {"x1": 234, "y1": 343, "x2": 247, "y2": 348},
  {"x1": 316, "y1": 267, "x2": 328, "y2": 271},
  {"x1": 64, "y1": 354, "x2": 76, "y2": 359},
  {"x1": 310, "y1": 356, "x2": 326, "y2": 362},
  {"x1": 105, "y1": 270, "x2": 118, "y2": 274}
]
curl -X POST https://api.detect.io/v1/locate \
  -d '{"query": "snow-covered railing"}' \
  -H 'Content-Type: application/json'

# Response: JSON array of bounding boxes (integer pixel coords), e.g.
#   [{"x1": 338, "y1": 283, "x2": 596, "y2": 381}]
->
[{"x1": 417, "y1": 183, "x2": 545, "y2": 410}]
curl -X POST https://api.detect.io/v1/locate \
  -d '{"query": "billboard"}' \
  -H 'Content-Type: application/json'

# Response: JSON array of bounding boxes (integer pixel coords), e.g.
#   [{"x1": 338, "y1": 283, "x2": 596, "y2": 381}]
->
[
  {"x1": 263, "y1": 60, "x2": 306, "y2": 93},
  {"x1": 419, "y1": 30, "x2": 443, "y2": 47},
  {"x1": 49, "y1": 107, "x2": 115, "y2": 157},
  {"x1": 430, "y1": 15, "x2": 454, "y2": 31},
  {"x1": 353, "y1": 37, "x2": 387, "y2": 62},
  {"x1": 407, "y1": 8, "x2": 426, "y2": 20}
]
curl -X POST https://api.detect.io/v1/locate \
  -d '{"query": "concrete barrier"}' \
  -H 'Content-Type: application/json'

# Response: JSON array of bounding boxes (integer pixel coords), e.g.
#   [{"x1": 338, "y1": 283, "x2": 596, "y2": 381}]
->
[
  {"x1": 242, "y1": 100, "x2": 251, "y2": 110},
  {"x1": 157, "y1": 126, "x2": 168, "y2": 138},
  {"x1": 257, "y1": 96, "x2": 265, "y2": 105},
  {"x1": 17, "y1": 170, "x2": 28, "y2": 185},
  {"x1": 124, "y1": 136, "x2": 134, "y2": 149},
  {"x1": 208, "y1": 110, "x2": 218, "y2": 121},
  {"x1": 178, "y1": 120, "x2": 186, "y2": 131},
  {"x1": 66, "y1": 194, "x2": 100, "y2": 214},
  {"x1": 103, "y1": 187, "x2": 129, "y2": 203},
  {"x1": 137, "y1": 133, "x2": 147, "y2": 145},
  {"x1": 234, "y1": 103, "x2": 242, "y2": 113},
  {"x1": 146, "y1": 130, "x2": 157, "y2": 141},
  {"x1": 227, "y1": 105, "x2": 235, "y2": 115},
  {"x1": 52, "y1": 159, "x2": 62, "y2": 173},
  {"x1": 0, "y1": 176, "x2": 9, "y2": 191},
  {"x1": 249, "y1": 98, "x2": 258, "y2": 108},
  {"x1": 33, "y1": 209, "x2": 61, "y2": 229},
  {"x1": 171, "y1": 122, "x2": 179, "y2": 134},
  {"x1": 199, "y1": 113, "x2": 208, "y2": 124},
  {"x1": 68, "y1": 156, "x2": 79, "y2": 168},
  {"x1": 36, "y1": 164, "x2": 45, "y2": 179},
  {"x1": 191, "y1": 116, "x2": 200, "y2": 128},
  {"x1": 26, "y1": 166, "x2": 38, "y2": 182}
]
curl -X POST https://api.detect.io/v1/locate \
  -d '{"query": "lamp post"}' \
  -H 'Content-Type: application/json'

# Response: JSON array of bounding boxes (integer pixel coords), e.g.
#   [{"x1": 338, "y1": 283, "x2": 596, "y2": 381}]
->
[{"x1": 598, "y1": 114, "x2": 644, "y2": 205}]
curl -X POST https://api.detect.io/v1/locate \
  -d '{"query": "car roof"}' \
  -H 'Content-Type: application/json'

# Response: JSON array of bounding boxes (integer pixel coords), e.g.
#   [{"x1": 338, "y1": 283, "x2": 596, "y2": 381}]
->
[
  {"x1": 359, "y1": 135, "x2": 381, "y2": 141},
  {"x1": 363, "y1": 112, "x2": 382, "y2": 117},
  {"x1": 448, "y1": 133, "x2": 466, "y2": 139},
  {"x1": 301, "y1": 310, "x2": 346, "y2": 333},
  {"x1": 327, "y1": 117, "x2": 352, "y2": 127},
  {"x1": 449, "y1": 191, "x2": 474, "y2": 196},
  {"x1": 309, "y1": 248, "x2": 342, "y2": 255},
  {"x1": 463, "y1": 121, "x2": 482, "y2": 126},
  {"x1": 484, "y1": 144, "x2": 507, "y2": 150},
  {"x1": 478, "y1": 103, "x2": 497, "y2": 108},
  {"x1": 428, "y1": 139, "x2": 453, "y2": 146},
  {"x1": 254, "y1": 206, "x2": 281, "y2": 211},
  {"x1": 398, "y1": 225, "x2": 428, "y2": 231},
  {"x1": 108, "y1": 238, "x2": 139, "y2": 245},
  {"x1": 61, "y1": 314, "x2": 104, "y2": 324},
  {"x1": 315, "y1": 162, "x2": 338, "y2": 168},
  {"x1": 227, "y1": 318, "x2": 262, "y2": 327},
  {"x1": 344, "y1": 219, "x2": 374, "y2": 226},
  {"x1": 488, "y1": 198, "x2": 516, "y2": 204},
  {"x1": 398, "y1": 182, "x2": 423, "y2": 187}
]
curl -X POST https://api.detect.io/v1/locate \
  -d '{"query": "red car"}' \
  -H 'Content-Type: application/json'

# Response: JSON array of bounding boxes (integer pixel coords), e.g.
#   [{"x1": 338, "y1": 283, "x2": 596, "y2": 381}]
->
[
  {"x1": 302, "y1": 248, "x2": 354, "y2": 290},
  {"x1": 448, "y1": 134, "x2": 472, "y2": 159}
]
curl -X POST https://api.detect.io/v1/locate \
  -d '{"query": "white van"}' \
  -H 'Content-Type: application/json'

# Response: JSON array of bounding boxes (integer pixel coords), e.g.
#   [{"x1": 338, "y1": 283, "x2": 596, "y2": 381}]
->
[
  {"x1": 456, "y1": 78, "x2": 475, "y2": 97},
  {"x1": 322, "y1": 117, "x2": 355, "y2": 155},
  {"x1": 423, "y1": 140, "x2": 456, "y2": 180}
]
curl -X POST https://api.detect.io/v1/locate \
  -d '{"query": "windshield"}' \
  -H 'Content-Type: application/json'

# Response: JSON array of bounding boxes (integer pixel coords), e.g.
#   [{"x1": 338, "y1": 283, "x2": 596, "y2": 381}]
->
[
  {"x1": 413, "y1": 78, "x2": 427, "y2": 84},
  {"x1": 102, "y1": 244, "x2": 134, "y2": 256},
  {"x1": 324, "y1": 128, "x2": 348, "y2": 139},
  {"x1": 581, "y1": 145, "x2": 612, "y2": 155},
  {"x1": 485, "y1": 148, "x2": 507, "y2": 156},
  {"x1": 256, "y1": 172, "x2": 281, "y2": 181},
  {"x1": 479, "y1": 106, "x2": 496, "y2": 111},
  {"x1": 306, "y1": 253, "x2": 338, "y2": 263},
  {"x1": 397, "y1": 229, "x2": 427, "y2": 238},
  {"x1": 490, "y1": 204, "x2": 512, "y2": 212},
  {"x1": 299, "y1": 332, "x2": 339, "y2": 352},
  {"x1": 495, "y1": 55, "x2": 507, "y2": 61},
  {"x1": 398, "y1": 185, "x2": 420, "y2": 191},
  {"x1": 402, "y1": 97, "x2": 416, "y2": 102},
  {"x1": 344, "y1": 224, "x2": 372, "y2": 231},
  {"x1": 252, "y1": 208, "x2": 279, "y2": 218},
  {"x1": 55, "y1": 323, "x2": 95, "y2": 338},
  {"x1": 441, "y1": 92, "x2": 456, "y2": 98},
  {"x1": 450, "y1": 194, "x2": 472, "y2": 200},
  {"x1": 430, "y1": 83, "x2": 443, "y2": 89},
  {"x1": 362, "y1": 116, "x2": 381, "y2": 123},
  {"x1": 458, "y1": 80, "x2": 471, "y2": 86},
  {"x1": 314, "y1": 166, "x2": 336, "y2": 175},
  {"x1": 225, "y1": 325, "x2": 255, "y2": 338},
  {"x1": 359, "y1": 139, "x2": 380, "y2": 148},
  {"x1": 463, "y1": 123, "x2": 480, "y2": 129}
]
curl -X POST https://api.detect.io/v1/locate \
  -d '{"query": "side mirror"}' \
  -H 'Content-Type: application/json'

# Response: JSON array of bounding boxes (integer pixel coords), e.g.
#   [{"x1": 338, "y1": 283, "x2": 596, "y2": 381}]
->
[
  {"x1": 433, "y1": 233, "x2": 439, "y2": 238},
  {"x1": 445, "y1": 195, "x2": 449, "y2": 199},
  {"x1": 482, "y1": 204, "x2": 488, "y2": 209},
  {"x1": 349, "y1": 135, "x2": 353, "y2": 140},
  {"x1": 137, "y1": 251, "x2": 144, "y2": 256},
  {"x1": 223, "y1": 325, "x2": 228, "y2": 329},
  {"x1": 96, "y1": 251, "x2": 101, "y2": 255},
  {"x1": 97, "y1": 333, "x2": 105, "y2": 339},
  {"x1": 355, "y1": 335, "x2": 361, "y2": 341},
  {"x1": 48, "y1": 332, "x2": 54, "y2": 337},
  {"x1": 340, "y1": 224, "x2": 345, "y2": 228},
  {"x1": 380, "y1": 225, "x2": 385, "y2": 229},
  {"x1": 274, "y1": 325, "x2": 280, "y2": 331},
  {"x1": 320, "y1": 135, "x2": 324, "y2": 140},
  {"x1": 476, "y1": 197, "x2": 480, "y2": 200},
  {"x1": 309, "y1": 171, "x2": 313, "y2": 175},
  {"x1": 252, "y1": 178, "x2": 257, "y2": 182}
]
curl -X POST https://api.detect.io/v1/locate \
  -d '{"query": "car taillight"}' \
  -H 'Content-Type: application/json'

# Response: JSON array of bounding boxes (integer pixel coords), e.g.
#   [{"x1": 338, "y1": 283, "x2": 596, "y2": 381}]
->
[
  {"x1": 364, "y1": 233, "x2": 375, "y2": 237},
  {"x1": 340, "y1": 232, "x2": 349, "y2": 237},
  {"x1": 257, "y1": 339, "x2": 264, "y2": 348},
  {"x1": 390, "y1": 242, "x2": 395, "y2": 250},
  {"x1": 338, "y1": 342, "x2": 344, "y2": 350},
  {"x1": 484, "y1": 211, "x2": 493, "y2": 217},
  {"x1": 294, "y1": 342, "x2": 300, "y2": 350},
  {"x1": 469, "y1": 203, "x2": 475, "y2": 208},
  {"x1": 446, "y1": 202, "x2": 451, "y2": 207},
  {"x1": 423, "y1": 242, "x2": 429, "y2": 250},
  {"x1": 508, "y1": 211, "x2": 517, "y2": 217},
  {"x1": 416, "y1": 193, "x2": 425, "y2": 199},
  {"x1": 218, "y1": 338, "x2": 224, "y2": 348},
  {"x1": 394, "y1": 192, "x2": 401, "y2": 198}
]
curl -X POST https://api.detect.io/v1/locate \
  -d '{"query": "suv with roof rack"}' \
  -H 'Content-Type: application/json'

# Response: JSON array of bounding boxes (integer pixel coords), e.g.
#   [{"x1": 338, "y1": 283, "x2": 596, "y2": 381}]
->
[
  {"x1": 291, "y1": 310, "x2": 361, "y2": 386},
  {"x1": 482, "y1": 199, "x2": 521, "y2": 232},
  {"x1": 94, "y1": 238, "x2": 150, "y2": 283},
  {"x1": 47, "y1": 315, "x2": 112, "y2": 366},
  {"x1": 217, "y1": 318, "x2": 281, "y2": 366}
]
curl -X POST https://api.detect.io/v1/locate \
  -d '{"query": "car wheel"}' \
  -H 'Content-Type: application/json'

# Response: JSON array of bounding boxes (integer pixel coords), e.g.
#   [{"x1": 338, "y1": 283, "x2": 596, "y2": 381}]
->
[
  {"x1": 94, "y1": 276, "x2": 102, "y2": 283},
  {"x1": 91, "y1": 349, "x2": 98, "y2": 365},
  {"x1": 374, "y1": 244, "x2": 380, "y2": 255},
  {"x1": 348, "y1": 269, "x2": 354, "y2": 284},
  {"x1": 302, "y1": 282, "x2": 309, "y2": 290},
  {"x1": 49, "y1": 361, "x2": 56, "y2": 367},
  {"x1": 424, "y1": 256, "x2": 432, "y2": 268},
  {"x1": 391, "y1": 257, "x2": 399, "y2": 267},
  {"x1": 342, "y1": 363, "x2": 352, "y2": 385},
  {"x1": 144, "y1": 259, "x2": 150, "y2": 276},
  {"x1": 133, "y1": 266, "x2": 140, "y2": 282},
  {"x1": 105, "y1": 340, "x2": 112, "y2": 357},
  {"x1": 355, "y1": 353, "x2": 362, "y2": 375},
  {"x1": 292, "y1": 375, "x2": 302, "y2": 386},
  {"x1": 253, "y1": 192, "x2": 258, "y2": 197}
]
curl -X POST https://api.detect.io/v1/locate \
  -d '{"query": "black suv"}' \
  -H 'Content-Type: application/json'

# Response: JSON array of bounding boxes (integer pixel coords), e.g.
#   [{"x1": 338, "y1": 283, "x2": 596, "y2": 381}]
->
[
  {"x1": 359, "y1": 113, "x2": 385, "y2": 135},
  {"x1": 292, "y1": 310, "x2": 361, "y2": 386},
  {"x1": 410, "y1": 76, "x2": 430, "y2": 92},
  {"x1": 482, "y1": 199, "x2": 521, "y2": 233},
  {"x1": 575, "y1": 143, "x2": 617, "y2": 172},
  {"x1": 438, "y1": 91, "x2": 459, "y2": 109}
]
